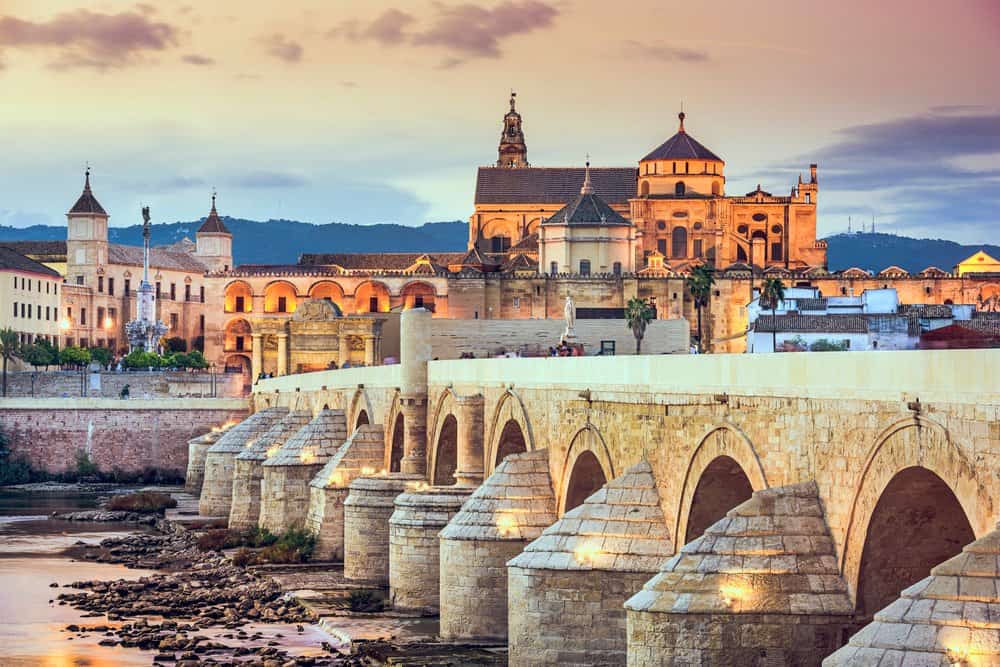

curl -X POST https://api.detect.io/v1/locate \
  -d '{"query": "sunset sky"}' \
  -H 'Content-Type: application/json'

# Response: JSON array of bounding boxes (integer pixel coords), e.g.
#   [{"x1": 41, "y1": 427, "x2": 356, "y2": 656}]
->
[{"x1": 1, "y1": 0, "x2": 998, "y2": 243}]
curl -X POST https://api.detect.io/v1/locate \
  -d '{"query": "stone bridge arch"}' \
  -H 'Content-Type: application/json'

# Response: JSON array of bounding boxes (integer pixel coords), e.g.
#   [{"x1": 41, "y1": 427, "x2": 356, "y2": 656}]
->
[
  {"x1": 840, "y1": 416, "x2": 985, "y2": 610},
  {"x1": 485, "y1": 390, "x2": 536, "y2": 476},
  {"x1": 674, "y1": 424, "x2": 768, "y2": 549},
  {"x1": 557, "y1": 424, "x2": 615, "y2": 515},
  {"x1": 383, "y1": 391, "x2": 404, "y2": 473},
  {"x1": 347, "y1": 386, "x2": 376, "y2": 432},
  {"x1": 428, "y1": 388, "x2": 459, "y2": 486}
]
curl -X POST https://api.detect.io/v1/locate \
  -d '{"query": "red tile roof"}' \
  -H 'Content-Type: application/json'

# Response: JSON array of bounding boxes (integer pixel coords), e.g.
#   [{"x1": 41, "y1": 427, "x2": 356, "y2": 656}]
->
[{"x1": 475, "y1": 166, "x2": 637, "y2": 205}]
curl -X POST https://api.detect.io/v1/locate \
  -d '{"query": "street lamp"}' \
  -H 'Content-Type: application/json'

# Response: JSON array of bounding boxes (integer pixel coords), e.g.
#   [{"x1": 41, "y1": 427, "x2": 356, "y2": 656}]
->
[{"x1": 209, "y1": 362, "x2": 217, "y2": 398}]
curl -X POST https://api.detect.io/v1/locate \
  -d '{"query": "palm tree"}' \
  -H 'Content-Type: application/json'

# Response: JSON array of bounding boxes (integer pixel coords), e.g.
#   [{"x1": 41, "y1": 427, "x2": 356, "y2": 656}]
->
[
  {"x1": 686, "y1": 265, "x2": 715, "y2": 353},
  {"x1": 625, "y1": 297, "x2": 656, "y2": 355},
  {"x1": 0, "y1": 328, "x2": 22, "y2": 396},
  {"x1": 760, "y1": 278, "x2": 786, "y2": 352}
]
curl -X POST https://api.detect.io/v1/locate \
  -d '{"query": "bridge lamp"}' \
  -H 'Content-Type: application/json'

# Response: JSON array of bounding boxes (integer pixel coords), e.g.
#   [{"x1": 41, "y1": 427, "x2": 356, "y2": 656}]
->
[
  {"x1": 299, "y1": 448, "x2": 317, "y2": 464},
  {"x1": 59, "y1": 317, "x2": 71, "y2": 331},
  {"x1": 945, "y1": 645, "x2": 970, "y2": 666},
  {"x1": 360, "y1": 466, "x2": 376, "y2": 476},
  {"x1": 573, "y1": 541, "x2": 601, "y2": 565},
  {"x1": 328, "y1": 471, "x2": 344, "y2": 487},
  {"x1": 496, "y1": 513, "x2": 517, "y2": 537},
  {"x1": 719, "y1": 584, "x2": 747, "y2": 608},
  {"x1": 104, "y1": 316, "x2": 114, "y2": 329},
  {"x1": 266, "y1": 444, "x2": 281, "y2": 458}
]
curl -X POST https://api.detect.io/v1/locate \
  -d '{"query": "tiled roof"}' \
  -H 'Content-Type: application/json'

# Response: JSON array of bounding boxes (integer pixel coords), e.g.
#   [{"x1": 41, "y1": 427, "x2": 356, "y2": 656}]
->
[
  {"x1": 0, "y1": 247, "x2": 63, "y2": 278},
  {"x1": 641, "y1": 122, "x2": 723, "y2": 163},
  {"x1": 795, "y1": 298, "x2": 828, "y2": 311},
  {"x1": 197, "y1": 198, "x2": 231, "y2": 234},
  {"x1": 475, "y1": 166, "x2": 637, "y2": 205},
  {"x1": 310, "y1": 424, "x2": 385, "y2": 490},
  {"x1": 509, "y1": 232, "x2": 538, "y2": 253},
  {"x1": 207, "y1": 408, "x2": 289, "y2": 454},
  {"x1": 68, "y1": 171, "x2": 107, "y2": 216},
  {"x1": 501, "y1": 253, "x2": 537, "y2": 272},
  {"x1": 264, "y1": 408, "x2": 348, "y2": 467},
  {"x1": 299, "y1": 252, "x2": 467, "y2": 270},
  {"x1": 964, "y1": 318, "x2": 1000, "y2": 336},
  {"x1": 753, "y1": 314, "x2": 868, "y2": 333},
  {"x1": 898, "y1": 304, "x2": 953, "y2": 318},
  {"x1": 542, "y1": 191, "x2": 631, "y2": 227},
  {"x1": 108, "y1": 243, "x2": 208, "y2": 273},
  {"x1": 0, "y1": 240, "x2": 67, "y2": 258},
  {"x1": 235, "y1": 410, "x2": 313, "y2": 462}
]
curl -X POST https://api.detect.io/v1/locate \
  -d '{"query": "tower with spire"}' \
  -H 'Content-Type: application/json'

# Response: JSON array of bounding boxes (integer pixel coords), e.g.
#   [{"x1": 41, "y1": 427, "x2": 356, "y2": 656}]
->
[
  {"x1": 194, "y1": 191, "x2": 233, "y2": 273},
  {"x1": 497, "y1": 91, "x2": 529, "y2": 168},
  {"x1": 65, "y1": 167, "x2": 110, "y2": 288}
]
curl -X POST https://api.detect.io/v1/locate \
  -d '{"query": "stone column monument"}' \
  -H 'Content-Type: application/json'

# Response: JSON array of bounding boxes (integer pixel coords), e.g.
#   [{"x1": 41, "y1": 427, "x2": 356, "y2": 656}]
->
[{"x1": 399, "y1": 307, "x2": 431, "y2": 477}]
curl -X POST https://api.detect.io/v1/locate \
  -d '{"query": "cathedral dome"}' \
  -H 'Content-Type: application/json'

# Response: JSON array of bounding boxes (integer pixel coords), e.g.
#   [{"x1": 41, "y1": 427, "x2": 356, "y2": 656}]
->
[{"x1": 640, "y1": 112, "x2": 723, "y2": 163}]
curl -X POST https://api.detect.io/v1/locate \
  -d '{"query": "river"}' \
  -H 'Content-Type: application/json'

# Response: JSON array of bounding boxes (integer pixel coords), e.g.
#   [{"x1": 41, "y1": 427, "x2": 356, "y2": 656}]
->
[{"x1": 0, "y1": 486, "x2": 156, "y2": 666}]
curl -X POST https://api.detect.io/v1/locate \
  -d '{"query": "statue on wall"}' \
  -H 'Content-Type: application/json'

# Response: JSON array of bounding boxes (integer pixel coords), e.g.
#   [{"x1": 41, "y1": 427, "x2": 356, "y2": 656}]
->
[{"x1": 563, "y1": 295, "x2": 577, "y2": 341}]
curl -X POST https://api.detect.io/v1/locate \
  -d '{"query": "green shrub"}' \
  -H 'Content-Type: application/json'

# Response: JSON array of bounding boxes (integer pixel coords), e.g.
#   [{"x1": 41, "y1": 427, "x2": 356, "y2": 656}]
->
[
  {"x1": 0, "y1": 430, "x2": 35, "y2": 485},
  {"x1": 809, "y1": 338, "x2": 850, "y2": 352},
  {"x1": 75, "y1": 449, "x2": 99, "y2": 478},
  {"x1": 124, "y1": 350, "x2": 162, "y2": 369},
  {"x1": 23, "y1": 340, "x2": 58, "y2": 369},
  {"x1": 196, "y1": 529, "x2": 242, "y2": 551},
  {"x1": 226, "y1": 527, "x2": 316, "y2": 565},
  {"x1": 60, "y1": 346, "x2": 91, "y2": 367},
  {"x1": 88, "y1": 347, "x2": 113, "y2": 366},
  {"x1": 106, "y1": 490, "x2": 177, "y2": 513}
]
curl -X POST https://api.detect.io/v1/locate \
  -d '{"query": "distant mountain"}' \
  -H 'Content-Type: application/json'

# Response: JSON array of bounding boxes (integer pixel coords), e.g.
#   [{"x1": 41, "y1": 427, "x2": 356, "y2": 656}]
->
[
  {"x1": 0, "y1": 219, "x2": 469, "y2": 266},
  {"x1": 823, "y1": 232, "x2": 1000, "y2": 273},
  {"x1": 0, "y1": 220, "x2": 994, "y2": 274}
]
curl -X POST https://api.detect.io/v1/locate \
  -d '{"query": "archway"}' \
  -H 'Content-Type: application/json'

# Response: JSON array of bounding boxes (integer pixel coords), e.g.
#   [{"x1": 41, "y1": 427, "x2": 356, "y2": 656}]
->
[
  {"x1": 495, "y1": 419, "x2": 527, "y2": 467},
  {"x1": 564, "y1": 450, "x2": 607, "y2": 513},
  {"x1": 484, "y1": 391, "x2": 536, "y2": 476},
  {"x1": 309, "y1": 281, "x2": 345, "y2": 308},
  {"x1": 263, "y1": 280, "x2": 297, "y2": 313},
  {"x1": 353, "y1": 281, "x2": 390, "y2": 314},
  {"x1": 224, "y1": 317, "x2": 252, "y2": 353},
  {"x1": 224, "y1": 281, "x2": 253, "y2": 313},
  {"x1": 855, "y1": 466, "x2": 974, "y2": 621},
  {"x1": 671, "y1": 226, "x2": 688, "y2": 259},
  {"x1": 683, "y1": 455, "x2": 754, "y2": 544},
  {"x1": 433, "y1": 415, "x2": 458, "y2": 486},
  {"x1": 400, "y1": 281, "x2": 437, "y2": 312},
  {"x1": 224, "y1": 354, "x2": 252, "y2": 393},
  {"x1": 355, "y1": 410, "x2": 369, "y2": 429},
  {"x1": 388, "y1": 413, "x2": 404, "y2": 473}
]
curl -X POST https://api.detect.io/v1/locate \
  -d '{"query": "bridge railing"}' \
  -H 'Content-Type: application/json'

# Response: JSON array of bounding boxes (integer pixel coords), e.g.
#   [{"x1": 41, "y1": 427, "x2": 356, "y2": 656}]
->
[{"x1": 254, "y1": 364, "x2": 402, "y2": 395}]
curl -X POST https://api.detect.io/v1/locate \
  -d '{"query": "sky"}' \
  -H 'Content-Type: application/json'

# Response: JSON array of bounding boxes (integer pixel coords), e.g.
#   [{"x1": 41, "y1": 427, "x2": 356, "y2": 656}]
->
[{"x1": 0, "y1": 0, "x2": 998, "y2": 243}]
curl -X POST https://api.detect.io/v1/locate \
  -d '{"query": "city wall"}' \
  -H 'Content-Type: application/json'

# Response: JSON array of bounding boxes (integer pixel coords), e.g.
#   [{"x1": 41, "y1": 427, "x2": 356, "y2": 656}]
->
[
  {"x1": 1, "y1": 370, "x2": 243, "y2": 399},
  {"x1": 254, "y1": 349, "x2": 1000, "y2": 601},
  {"x1": 0, "y1": 398, "x2": 247, "y2": 475}
]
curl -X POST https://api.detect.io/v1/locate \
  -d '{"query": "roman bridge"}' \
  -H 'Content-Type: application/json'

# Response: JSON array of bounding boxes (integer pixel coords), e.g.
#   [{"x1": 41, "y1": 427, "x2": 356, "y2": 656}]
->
[{"x1": 196, "y1": 309, "x2": 1000, "y2": 666}]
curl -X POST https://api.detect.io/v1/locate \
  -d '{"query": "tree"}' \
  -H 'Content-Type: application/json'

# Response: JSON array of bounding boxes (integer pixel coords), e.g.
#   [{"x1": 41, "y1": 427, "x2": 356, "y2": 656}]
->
[
  {"x1": 89, "y1": 347, "x2": 113, "y2": 367},
  {"x1": 685, "y1": 265, "x2": 715, "y2": 353},
  {"x1": 760, "y1": 277, "x2": 787, "y2": 353},
  {"x1": 23, "y1": 340, "x2": 57, "y2": 370},
  {"x1": 0, "y1": 329, "x2": 21, "y2": 397},
  {"x1": 164, "y1": 337, "x2": 187, "y2": 353},
  {"x1": 625, "y1": 297, "x2": 656, "y2": 355},
  {"x1": 59, "y1": 346, "x2": 91, "y2": 368}
]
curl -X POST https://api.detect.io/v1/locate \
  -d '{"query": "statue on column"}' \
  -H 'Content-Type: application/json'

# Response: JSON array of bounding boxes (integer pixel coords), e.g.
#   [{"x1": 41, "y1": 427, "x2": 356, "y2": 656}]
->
[{"x1": 563, "y1": 295, "x2": 577, "y2": 341}]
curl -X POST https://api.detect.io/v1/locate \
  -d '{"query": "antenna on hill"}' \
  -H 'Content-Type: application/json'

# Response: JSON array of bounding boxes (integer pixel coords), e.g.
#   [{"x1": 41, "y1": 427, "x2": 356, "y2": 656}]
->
[{"x1": 848, "y1": 216, "x2": 851, "y2": 234}]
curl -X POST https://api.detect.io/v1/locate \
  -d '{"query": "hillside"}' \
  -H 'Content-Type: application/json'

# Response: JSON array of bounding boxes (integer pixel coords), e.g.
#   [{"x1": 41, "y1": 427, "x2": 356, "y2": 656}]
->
[
  {"x1": 0, "y1": 219, "x2": 993, "y2": 274},
  {"x1": 823, "y1": 232, "x2": 1000, "y2": 273},
  {"x1": 0, "y1": 219, "x2": 468, "y2": 266}
]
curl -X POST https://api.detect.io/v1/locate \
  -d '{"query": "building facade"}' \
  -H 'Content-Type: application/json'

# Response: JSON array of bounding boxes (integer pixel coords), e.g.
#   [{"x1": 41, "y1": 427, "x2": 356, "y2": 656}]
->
[{"x1": 0, "y1": 247, "x2": 63, "y2": 346}]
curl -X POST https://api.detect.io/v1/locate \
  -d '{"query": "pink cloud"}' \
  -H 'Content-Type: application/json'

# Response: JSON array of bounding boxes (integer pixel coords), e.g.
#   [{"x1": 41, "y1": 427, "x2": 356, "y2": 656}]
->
[
  {"x1": 263, "y1": 33, "x2": 303, "y2": 63},
  {"x1": 0, "y1": 7, "x2": 178, "y2": 70}
]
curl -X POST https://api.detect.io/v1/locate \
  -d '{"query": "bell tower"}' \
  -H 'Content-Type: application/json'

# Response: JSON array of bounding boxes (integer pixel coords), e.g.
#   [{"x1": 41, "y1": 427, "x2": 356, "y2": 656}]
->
[
  {"x1": 497, "y1": 91, "x2": 528, "y2": 168},
  {"x1": 66, "y1": 167, "x2": 109, "y2": 288}
]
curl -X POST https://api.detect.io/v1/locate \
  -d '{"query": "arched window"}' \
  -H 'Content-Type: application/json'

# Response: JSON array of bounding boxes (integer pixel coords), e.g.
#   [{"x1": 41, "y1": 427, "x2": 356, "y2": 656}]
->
[
  {"x1": 612, "y1": 262, "x2": 622, "y2": 276},
  {"x1": 711, "y1": 182, "x2": 720, "y2": 195},
  {"x1": 579, "y1": 259, "x2": 591, "y2": 276},
  {"x1": 640, "y1": 180, "x2": 650, "y2": 196},
  {"x1": 675, "y1": 181, "x2": 686, "y2": 196},
  {"x1": 671, "y1": 227, "x2": 688, "y2": 259}
]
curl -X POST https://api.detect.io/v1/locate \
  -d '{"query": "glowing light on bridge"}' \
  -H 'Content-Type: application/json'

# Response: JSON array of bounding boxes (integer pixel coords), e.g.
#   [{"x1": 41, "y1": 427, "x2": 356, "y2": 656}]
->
[
  {"x1": 361, "y1": 466, "x2": 376, "y2": 476},
  {"x1": 719, "y1": 584, "x2": 748, "y2": 608},
  {"x1": 573, "y1": 541, "x2": 601, "y2": 565},
  {"x1": 266, "y1": 444, "x2": 281, "y2": 458},
  {"x1": 299, "y1": 448, "x2": 317, "y2": 464},
  {"x1": 496, "y1": 512, "x2": 517, "y2": 537}
]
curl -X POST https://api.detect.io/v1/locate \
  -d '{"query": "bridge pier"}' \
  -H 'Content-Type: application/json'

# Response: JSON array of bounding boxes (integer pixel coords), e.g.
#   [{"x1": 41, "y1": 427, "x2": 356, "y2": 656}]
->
[
  {"x1": 343, "y1": 474, "x2": 422, "y2": 584},
  {"x1": 626, "y1": 481, "x2": 853, "y2": 666},
  {"x1": 229, "y1": 410, "x2": 312, "y2": 532},
  {"x1": 199, "y1": 407, "x2": 288, "y2": 518},
  {"x1": 507, "y1": 460, "x2": 673, "y2": 667},
  {"x1": 439, "y1": 449, "x2": 557, "y2": 641},
  {"x1": 389, "y1": 485, "x2": 472, "y2": 612},
  {"x1": 259, "y1": 409, "x2": 348, "y2": 534},
  {"x1": 453, "y1": 393, "x2": 485, "y2": 487},
  {"x1": 824, "y1": 524, "x2": 1000, "y2": 666},
  {"x1": 306, "y1": 424, "x2": 385, "y2": 561},
  {"x1": 185, "y1": 427, "x2": 227, "y2": 494}
]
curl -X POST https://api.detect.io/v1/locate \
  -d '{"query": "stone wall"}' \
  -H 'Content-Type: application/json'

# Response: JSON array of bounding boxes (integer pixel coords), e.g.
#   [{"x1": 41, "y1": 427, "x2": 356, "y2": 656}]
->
[
  {"x1": 2, "y1": 370, "x2": 243, "y2": 399},
  {"x1": 1, "y1": 398, "x2": 247, "y2": 475},
  {"x1": 429, "y1": 318, "x2": 689, "y2": 358}
]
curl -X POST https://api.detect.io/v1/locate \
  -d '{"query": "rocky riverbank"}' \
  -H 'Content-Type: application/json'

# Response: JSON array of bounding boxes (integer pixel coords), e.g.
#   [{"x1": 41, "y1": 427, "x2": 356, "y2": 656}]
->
[{"x1": 55, "y1": 526, "x2": 357, "y2": 665}]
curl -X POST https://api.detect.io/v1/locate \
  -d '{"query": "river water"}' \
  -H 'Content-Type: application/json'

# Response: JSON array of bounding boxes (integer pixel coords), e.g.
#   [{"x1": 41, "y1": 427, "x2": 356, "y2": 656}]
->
[{"x1": 0, "y1": 487, "x2": 156, "y2": 666}]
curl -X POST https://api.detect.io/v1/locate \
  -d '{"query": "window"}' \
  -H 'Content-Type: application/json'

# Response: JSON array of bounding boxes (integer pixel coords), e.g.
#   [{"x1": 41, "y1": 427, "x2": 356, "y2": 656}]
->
[
  {"x1": 693, "y1": 240, "x2": 703, "y2": 258},
  {"x1": 535, "y1": 286, "x2": 541, "y2": 296},
  {"x1": 97, "y1": 307, "x2": 105, "y2": 327},
  {"x1": 98, "y1": 276, "x2": 104, "y2": 293},
  {"x1": 236, "y1": 336, "x2": 245, "y2": 351},
  {"x1": 67, "y1": 307, "x2": 73, "y2": 323},
  {"x1": 805, "y1": 193, "x2": 812, "y2": 204},
  {"x1": 414, "y1": 295, "x2": 424, "y2": 308},
  {"x1": 20, "y1": 303, "x2": 25, "y2": 317},
  {"x1": 685, "y1": 162, "x2": 689, "y2": 174},
  {"x1": 235, "y1": 296, "x2": 246, "y2": 312},
  {"x1": 612, "y1": 262, "x2": 622, "y2": 276},
  {"x1": 156, "y1": 282, "x2": 161, "y2": 298},
  {"x1": 124, "y1": 279, "x2": 130, "y2": 295},
  {"x1": 109, "y1": 308, "x2": 116, "y2": 325},
  {"x1": 170, "y1": 313, "x2": 178, "y2": 330},
  {"x1": 490, "y1": 236, "x2": 511, "y2": 253},
  {"x1": 771, "y1": 225, "x2": 783, "y2": 235},
  {"x1": 671, "y1": 227, "x2": 688, "y2": 259},
  {"x1": 199, "y1": 314, "x2": 204, "y2": 332},
  {"x1": 512, "y1": 297, "x2": 521, "y2": 310},
  {"x1": 81, "y1": 308, "x2": 87, "y2": 325},
  {"x1": 368, "y1": 296, "x2": 378, "y2": 313},
  {"x1": 108, "y1": 277, "x2": 114, "y2": 296},
  {"x1": 185, "y1": 284, "x2": 191, "y2": 301},
  {"x1": 656, "y1": 221, "x2": 666, "y2": 231},
  {"x1": 45, "y1": 306, "x2": 50, "y2": 321},
  {"x1": 76, "y1": 275, "x2": 84, "y2": 285},
  {"x1": 657, "y1": 239, "x2": 667, "y2": 255},
  {"x1": 170, "y1": 283, "x2": 176, "y2": 301},
  {"x1": 579, "y1": 259, "x2": 591, "y2": 276},
  {"x1": 278, "y1": 296, "x2": 288, "y2": 313},
  {"x1": 737, "y1": 224, "x2": 749, "y2": 235},
  {"x1": 550, "y1": 261, "x2": 558, "y2": 275},
  {"x1": 675, "y1": 181, "x2": 686, "y2": 196},
  {"x1": 770, "y1": 243, "x2": 783, "y2": 261},
  {"x1": 12, "y1": 302, "x2": 16, "y2": 318},
  {"x1": 200, "y1": 286, "x2": 205, "y2": 303}
]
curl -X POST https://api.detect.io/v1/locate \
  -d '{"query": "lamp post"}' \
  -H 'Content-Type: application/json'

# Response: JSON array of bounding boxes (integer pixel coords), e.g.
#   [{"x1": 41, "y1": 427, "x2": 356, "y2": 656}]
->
[{"x1": 209, "y1": 362, "x2": 217, "y2": 398}]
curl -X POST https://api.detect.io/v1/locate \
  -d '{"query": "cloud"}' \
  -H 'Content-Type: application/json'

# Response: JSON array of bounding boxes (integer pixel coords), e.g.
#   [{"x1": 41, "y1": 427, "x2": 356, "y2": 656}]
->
[
  {"x1": 263, "y1": 33, "x2": 303, "y2": 62},
  {"x1": 231, "y1": 171, "x2": 308, "y2": 189},
  {"x1": 0, "y1": 7, "x2": 178, "y2": 70},
  {"x1": 330, "y1": 1, "x2": 559, "y2": 66},
  {"x1": 624, "y1": 40, "x2": 709, "y2": 63},
  {"x1": 181, "y1": 53, "x2": 214, "y2": 66}
]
